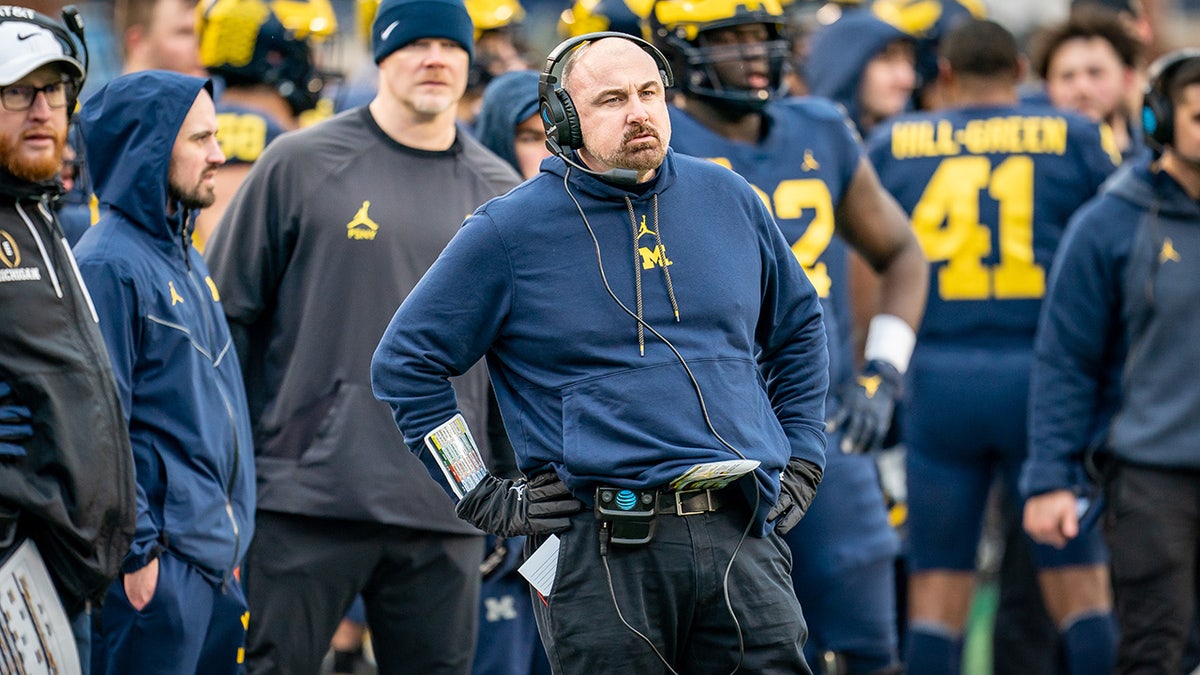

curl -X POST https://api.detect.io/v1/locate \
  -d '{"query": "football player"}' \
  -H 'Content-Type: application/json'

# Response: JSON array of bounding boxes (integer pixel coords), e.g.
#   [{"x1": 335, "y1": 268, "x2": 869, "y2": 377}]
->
[
  {"x1": 193, "y1": 0, "x2": 337, "y2": 248},
  {"x1": 867, "y1": 18, "x2": 1119, "y2": 674}
]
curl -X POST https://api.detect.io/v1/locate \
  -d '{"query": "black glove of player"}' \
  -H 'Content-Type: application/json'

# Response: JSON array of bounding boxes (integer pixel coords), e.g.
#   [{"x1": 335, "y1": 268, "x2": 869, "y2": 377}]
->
[
  {"x1": 827, "y1": 359, "x2": 903, "y2": 455},
  {"x1": 767, "y1": 458, "x2": 823, "y2": 536},
  {"x1": 455, "y1": 471, "x2": 584, "y2": 537},
  {"x1": 0, "y1": 382, "x2": 33, "y2": 460}
]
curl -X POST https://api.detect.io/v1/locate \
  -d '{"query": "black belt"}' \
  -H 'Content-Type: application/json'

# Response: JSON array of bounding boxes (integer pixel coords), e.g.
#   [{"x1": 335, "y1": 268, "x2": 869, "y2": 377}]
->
[{"x1": 654, "y1": 487, "x2": 731, "y2": 516}]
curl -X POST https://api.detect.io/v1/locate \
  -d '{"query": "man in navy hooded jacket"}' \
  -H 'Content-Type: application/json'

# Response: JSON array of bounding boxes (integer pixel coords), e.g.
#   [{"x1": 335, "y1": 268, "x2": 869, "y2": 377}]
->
[
  {"x1": 73, "y1": 70, "x2": 256, "y2": 675},
  {"x1": 805, "y1": 8, "x2": 916, "y2": 137},
  {"x1": 1023, "y1": 50, "x2": 1200, "y2": 673}
]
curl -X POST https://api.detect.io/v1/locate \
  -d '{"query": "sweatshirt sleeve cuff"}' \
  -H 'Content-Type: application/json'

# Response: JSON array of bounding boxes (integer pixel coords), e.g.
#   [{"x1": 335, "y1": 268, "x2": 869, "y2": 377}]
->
[
  {"x1": 121, "y1": 540, "x2": 163, "y2": 574},
  {"x1": 783, "y1": 423, "x2": 827, "y2": 473},
  {"x1": 1020, "y1": 459, "x2": 1084, "y2": 499}
]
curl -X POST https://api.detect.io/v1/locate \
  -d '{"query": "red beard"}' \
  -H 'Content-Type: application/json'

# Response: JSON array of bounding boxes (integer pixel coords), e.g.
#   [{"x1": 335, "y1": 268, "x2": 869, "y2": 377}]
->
[{"x1": 1, "y1": 124, "x2": 67, "y2": 182}]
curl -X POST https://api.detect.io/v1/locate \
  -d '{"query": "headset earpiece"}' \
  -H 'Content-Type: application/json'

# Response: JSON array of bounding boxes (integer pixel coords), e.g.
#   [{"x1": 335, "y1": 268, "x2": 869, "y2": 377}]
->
[
  {"x1": 1142, "y1": 87, "x2": 1172, "y2": 148},
  {"x1": 1143, "y1": 49, "x2": 1200, "y2": 152},
  {"x1": 539, "y1": 30, "x2": 674, "y2": 154},
  {"x1": 539, "y1": 70, "x2": 584, "y2": 150}
]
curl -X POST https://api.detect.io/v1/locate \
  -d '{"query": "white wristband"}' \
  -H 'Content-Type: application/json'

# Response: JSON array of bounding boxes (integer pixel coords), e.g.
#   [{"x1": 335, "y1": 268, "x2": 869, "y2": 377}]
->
[{"x1": 864, "y1": 314, "x2": 916, "y2": 374}]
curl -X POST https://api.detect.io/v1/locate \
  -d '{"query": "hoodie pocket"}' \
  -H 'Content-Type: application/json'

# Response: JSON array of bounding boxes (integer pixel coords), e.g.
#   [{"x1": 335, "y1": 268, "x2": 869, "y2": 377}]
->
[{"x1": 560, "y1": 358, "x2": 790, "y2": 482}]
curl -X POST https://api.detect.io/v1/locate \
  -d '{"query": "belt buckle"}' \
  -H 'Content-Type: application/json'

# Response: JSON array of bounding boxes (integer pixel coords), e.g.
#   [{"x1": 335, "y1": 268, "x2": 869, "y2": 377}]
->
[{"x1": 673, "y1": 489, "x2": 713, "y2": 516}]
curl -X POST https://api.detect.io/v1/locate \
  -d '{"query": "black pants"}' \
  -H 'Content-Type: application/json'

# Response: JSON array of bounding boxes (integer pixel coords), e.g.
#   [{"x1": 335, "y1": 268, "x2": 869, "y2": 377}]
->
[
  {"x1": 242, "y1": 510, "x2": 484, "y2": 675},
  {"x1": 993, "y1": 483, "x2": 1060, "y2": 675},
  {"x1": 1106, "y1": 463, "x2": 1200, "y2": 675},
  {"x1": 529, "y1": 502, "x2": 810, "y2": 675}
]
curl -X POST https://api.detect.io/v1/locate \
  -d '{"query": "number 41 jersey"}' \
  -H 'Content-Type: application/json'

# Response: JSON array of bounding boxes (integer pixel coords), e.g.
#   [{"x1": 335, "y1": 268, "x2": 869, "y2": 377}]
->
[{"x1": 867, "y1": 104, "x2": 1118, "y2": 348}]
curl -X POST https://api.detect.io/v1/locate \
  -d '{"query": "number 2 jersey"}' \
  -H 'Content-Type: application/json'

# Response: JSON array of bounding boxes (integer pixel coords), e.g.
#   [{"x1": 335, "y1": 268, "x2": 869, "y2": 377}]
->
[
  {"x1": 669, "y1": 98, "x2": 862, "y2": 388},
  {"x1": 669, "y1": 99, "x2": 901, "y2": 571},
  {"x1": 867, "y1": 104, "x2": 1117, "y2": 348}
]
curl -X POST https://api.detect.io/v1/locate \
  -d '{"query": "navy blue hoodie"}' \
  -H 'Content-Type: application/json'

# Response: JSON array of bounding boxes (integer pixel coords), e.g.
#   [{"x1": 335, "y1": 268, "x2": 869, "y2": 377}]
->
[
  {"x1": 73, "y1": 71, "x2": 255, "y2": 580},
  {"x1": 372, "y1": 149, "x2": 829, "y2": 535},
  {"x1": 1023, "y1": 159, "x2": 1200, "y2": 496},
  {"x1": 805, "y1": 9, "x2": 911, "y2": 132},
  {"x1": 474, "y1": 70, "x2": 541, "y2": 173}
]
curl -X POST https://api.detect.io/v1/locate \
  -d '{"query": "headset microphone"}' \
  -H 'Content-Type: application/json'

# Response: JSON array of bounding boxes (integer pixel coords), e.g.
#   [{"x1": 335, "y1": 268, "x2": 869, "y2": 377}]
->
[{"x1": 544, "y1": 132, "x2": 639, "y2": 184}]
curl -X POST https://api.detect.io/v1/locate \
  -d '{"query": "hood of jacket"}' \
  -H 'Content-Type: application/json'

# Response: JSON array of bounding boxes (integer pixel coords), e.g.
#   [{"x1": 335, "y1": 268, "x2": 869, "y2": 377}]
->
[
  {"x1": 474, "y1": 70, "x2": 541, "y2": 174},
  {"x1": 78, "y1": 71, "x2": 212, "y2": 242},
  {"x1": 805, "y1": 9, "x2": 910, "y2": 130},
  {"x1": 1106, "y1": 158, "x2": 1200, "y2": 220}
]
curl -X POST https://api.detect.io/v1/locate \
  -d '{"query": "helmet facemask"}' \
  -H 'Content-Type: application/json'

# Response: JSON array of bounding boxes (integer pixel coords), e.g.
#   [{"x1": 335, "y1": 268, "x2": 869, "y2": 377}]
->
[{"x1": 651, "y1": 1, "x2": 791, "y2": 113}]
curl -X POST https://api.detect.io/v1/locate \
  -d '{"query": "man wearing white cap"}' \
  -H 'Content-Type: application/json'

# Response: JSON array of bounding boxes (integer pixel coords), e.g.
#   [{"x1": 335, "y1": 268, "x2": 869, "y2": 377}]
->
[{"x1": 0, "y1": 5, "x2": 137, "y2": 673}]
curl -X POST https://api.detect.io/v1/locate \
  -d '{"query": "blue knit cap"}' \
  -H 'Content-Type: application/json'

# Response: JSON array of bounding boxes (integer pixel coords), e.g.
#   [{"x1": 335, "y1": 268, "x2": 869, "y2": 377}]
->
[{"x1": 372, "y1": 0, "x2": 475, "y2": 63}]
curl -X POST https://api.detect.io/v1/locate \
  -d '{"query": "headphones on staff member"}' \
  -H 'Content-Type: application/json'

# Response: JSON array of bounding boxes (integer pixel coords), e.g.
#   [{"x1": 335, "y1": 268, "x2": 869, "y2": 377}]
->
[
  {"x1": 1141, "y1": 49, "x2": 1200, "y2": 152},
  {"x1": 538, "y1": 31, "x2": 673, "y2": 154},
  {"x1": 0, "y1": 5, "x2": 90, "y2": 111}
]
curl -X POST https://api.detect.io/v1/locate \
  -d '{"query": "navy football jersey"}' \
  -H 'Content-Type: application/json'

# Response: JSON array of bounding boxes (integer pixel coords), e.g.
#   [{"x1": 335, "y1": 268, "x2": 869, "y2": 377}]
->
[
  {"x1": 867, "y1": 104, "x2": 1118, "y2": 347},
  {"x1": 215, "y1": 102, "x2": 287, "y2": 167},
  {"x1": 669, "y1": 98, "x2": 863, "y2": 385}
]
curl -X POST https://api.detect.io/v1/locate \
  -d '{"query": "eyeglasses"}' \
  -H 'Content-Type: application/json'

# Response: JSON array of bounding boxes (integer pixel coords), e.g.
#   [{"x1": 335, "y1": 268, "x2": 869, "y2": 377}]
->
[{"x1": 0, "y1": 81, "x2": 71, "y2": 112}]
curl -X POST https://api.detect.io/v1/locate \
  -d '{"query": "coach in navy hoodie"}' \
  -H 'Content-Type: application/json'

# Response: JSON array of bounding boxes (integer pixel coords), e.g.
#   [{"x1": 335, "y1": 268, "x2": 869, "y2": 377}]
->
[
  {"x1": 74, "y1": 70, "x2": 256, "y2": 675},
  {"x1": 373, "y1": 36, "x2": 828, "y2": 673}
]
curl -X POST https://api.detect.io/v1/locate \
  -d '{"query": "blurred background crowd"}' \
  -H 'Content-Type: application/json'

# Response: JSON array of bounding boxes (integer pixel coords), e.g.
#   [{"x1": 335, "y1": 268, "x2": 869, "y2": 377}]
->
[{"x1": 11, "y1": 0, "x2": 1198, "y2": 115}]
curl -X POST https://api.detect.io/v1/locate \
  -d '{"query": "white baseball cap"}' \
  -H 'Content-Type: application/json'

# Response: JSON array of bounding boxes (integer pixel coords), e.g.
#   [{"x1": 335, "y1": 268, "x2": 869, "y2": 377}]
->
[{"x1": 0, "y1": 19, "x2": 84, "y2": 87}]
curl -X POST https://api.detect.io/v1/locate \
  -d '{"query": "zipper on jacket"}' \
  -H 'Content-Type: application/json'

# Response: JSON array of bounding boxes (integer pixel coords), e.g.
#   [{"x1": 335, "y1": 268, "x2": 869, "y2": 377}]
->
[
  {"x1": 37, "y1": 198, "x2": 101, "y2": 324},
  {"x1": 153, "y1": 229, "x2": 245, "y2": 581},
  {"x1": 218, "y1": 376, "x2": 241, "y2": 581},
  {"x1": 184, "y1": 250, "x2": 243, "y2": 580},
  {"x1": 179, "y1": 209, "x2": 192, "y2": 272},
  {"x1": 186, "y1": 265, "x2": 218, "y2": 357},
  {"x1": 59, "y1": 236, "x2": 100, "y2": 324},
  {"x1": 16, "y1": 201, "x2": 62, "y2": 298}
]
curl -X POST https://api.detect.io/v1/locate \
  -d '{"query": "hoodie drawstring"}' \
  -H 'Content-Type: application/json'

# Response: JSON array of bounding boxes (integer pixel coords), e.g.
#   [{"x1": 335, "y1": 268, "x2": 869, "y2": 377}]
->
[{"x1": 625, "y1": 193, "x2": 680, "y2": 356}]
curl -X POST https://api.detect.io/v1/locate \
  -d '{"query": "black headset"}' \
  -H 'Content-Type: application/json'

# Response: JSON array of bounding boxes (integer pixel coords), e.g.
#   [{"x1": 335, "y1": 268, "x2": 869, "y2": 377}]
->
[
  {"x1": 1142, "y1": 48, "x2": 1200, "y2": 151},
  {"x1": 538, "y1": 31, "x2": 674, "y2": 154},
  {"x1": 0, "y1": 5, "x2": 90, "y2": 111}
]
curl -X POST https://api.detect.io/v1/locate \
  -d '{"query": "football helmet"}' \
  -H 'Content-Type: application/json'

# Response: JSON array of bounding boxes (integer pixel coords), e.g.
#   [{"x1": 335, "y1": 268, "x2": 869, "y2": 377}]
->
[
  {"x1": 197, "y1": 0, "x2": 337, "y2": 114},
  {"x1": 357, "y1": 0, "x2": 378, "y2": 46},
  {"x1": 466, "y1": 0, "x2": 526, "y2": 39},
  {"x1": 648, "y1": 0, "x2": 791, "y2": 112},
  {"x1": 558, "y1": 0, "x2": 655, "y2": 38},
  {"x1": 871, "y1": 0, "x2": 986, "y2": 92}
]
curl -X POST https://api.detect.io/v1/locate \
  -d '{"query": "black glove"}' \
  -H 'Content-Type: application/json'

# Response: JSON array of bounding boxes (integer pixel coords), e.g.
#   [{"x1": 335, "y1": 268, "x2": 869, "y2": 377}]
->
[
  {"x1": 767, "y1": 458, "x2": 822, "y2": 536},
  {"x1": 827, "y1": 359, "x2": 903, "y2": 455},
  {"x1": 455, "y1": 471, "x2": 584, "y2": 537},
  {"x1": 0, "y1": 382, "x2": 32, "y2": 460}
]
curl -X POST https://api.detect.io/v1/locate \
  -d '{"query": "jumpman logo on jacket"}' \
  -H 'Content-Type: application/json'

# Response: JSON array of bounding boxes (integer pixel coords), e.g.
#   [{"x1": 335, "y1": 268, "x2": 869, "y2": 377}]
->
[
  {"x1": 802, "y1": 150, "x2": 820, "y2": 172},
  {"x1": 1160, "y1": 237, "x2": 1182, "y2": 264}
]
